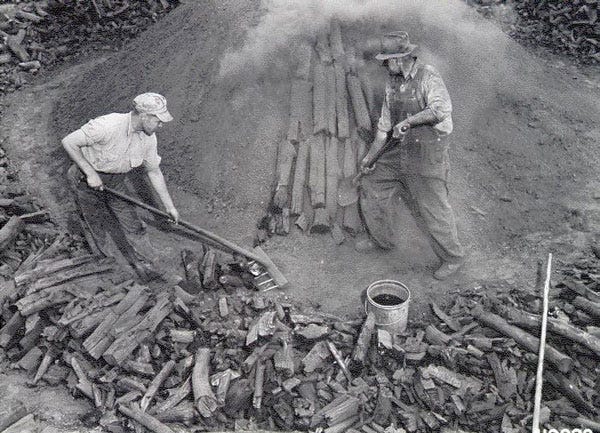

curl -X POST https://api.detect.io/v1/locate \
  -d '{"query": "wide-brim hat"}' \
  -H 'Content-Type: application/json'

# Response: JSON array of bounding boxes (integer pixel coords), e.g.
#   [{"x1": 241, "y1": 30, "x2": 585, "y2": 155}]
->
[
  {"x1": 375, "y1": 31, "x2": 418, "y2": 61},
  {"x1": 133, "y1": 92, "x2": 174, "y2": 122}
]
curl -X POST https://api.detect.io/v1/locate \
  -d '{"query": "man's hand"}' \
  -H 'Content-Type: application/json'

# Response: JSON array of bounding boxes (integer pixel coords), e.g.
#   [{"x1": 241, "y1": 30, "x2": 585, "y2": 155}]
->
[
  {"x1": 359, "y1": 155, "x2": 376, "y2": 175},
  {"x1": 392, "y1": 121, "x2": 410, "y2": 139},
  {"x1": 167, "y1": 207, "x2": 179, "y2": 224},
  {"x1": 273, "y1": 185, "x2": 288, "y2": 209},
  {"x1": 86, "y1": 172, "x2": 104, "y2": 190}
]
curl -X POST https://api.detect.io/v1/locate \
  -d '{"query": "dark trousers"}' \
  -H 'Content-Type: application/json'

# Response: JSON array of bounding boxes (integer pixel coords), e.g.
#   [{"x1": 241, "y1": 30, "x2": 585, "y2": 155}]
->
[
  {"x1": 67, "y1": 164, "x2": 152, "y2": 263},
  {"x1": 359, "y1": 157, "x2": 465, "y2": 263}
]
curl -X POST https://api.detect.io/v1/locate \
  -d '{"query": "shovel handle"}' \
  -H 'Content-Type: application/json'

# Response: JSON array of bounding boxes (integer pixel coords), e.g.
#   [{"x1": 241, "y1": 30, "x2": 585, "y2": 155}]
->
[{"x1": 101, "y1": 186, "x2": 268, "y2": 266}]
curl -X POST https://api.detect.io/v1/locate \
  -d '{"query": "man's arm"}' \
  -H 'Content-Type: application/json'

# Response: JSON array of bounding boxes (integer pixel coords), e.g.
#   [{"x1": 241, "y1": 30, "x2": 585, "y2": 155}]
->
[
  {"x1": 361, "y1": 87, "x2": 392, "y2": 169},
  {"x1": 405, "y1": 66, "x2": 452, "y2": 128},
  {"x1": 62, "y1": 130, "x2": 103, "y2": 189},
  {"x1": 145, "y1": 167, "x2": 179, "y2": 223}
]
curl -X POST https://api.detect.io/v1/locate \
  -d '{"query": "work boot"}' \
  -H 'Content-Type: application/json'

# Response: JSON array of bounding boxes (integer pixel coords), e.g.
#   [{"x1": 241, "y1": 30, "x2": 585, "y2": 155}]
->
[
  {"x1": 433, "y1": 257, "x2": 466, "y2": 280},
  {"x1": 354, "y1": 238, "x2": 378, "y2": 253}
]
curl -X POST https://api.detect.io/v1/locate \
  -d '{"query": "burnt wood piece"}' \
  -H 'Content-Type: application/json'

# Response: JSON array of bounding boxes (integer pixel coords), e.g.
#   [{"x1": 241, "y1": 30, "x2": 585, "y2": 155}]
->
[
  {"x1": 273, "y1": 338, "x2": 295, "y2": 378},
  {"x1": 0, "y1": 216, "x2": 24, "y2": 253},
  {"x1": 325, "y1": 64, "x2": 337, "y2": 136},
  {"x1": 153, "y1": 401, "x2": 196, "y2": 424},
  {"x1": 253, "y1": 360, "x2": 265, "y2": 409},
  {"x1": 181, "y1": 249, "x2": 202, "y2": 292},
  {"x1": 152, "y1": 376, "x2": 191, "y2": 413},
  {"x1": 71, "y1": 357, "x2": 94, "y2": 400},
  {"x1": 545, "y1": 371, "x2": 597, "y2": 415},
  {"x1": 59, "y1": 286, "x2": 128, "y2": 326},
  {"x1": 15, "y1": 254, "x2": 98, "y2": 287},
  {"x1": 349, "y1": 312, "x2": 375, "y2": 374},
  {"x1": 118, "y1": 404, "x2": 176, "y2": 433},
  {"x1": 84, "y1": 285, "x2": 149, "y2": 359},
  {"x1": 326, "y1": 136, "x2": 340, "y2": 220},
  {"x1": 0, "y1": 311, "x2": 25, "y2": 348},
  {"x1": 141, "y1": 360, "x2": 176, "y2": 411},
  {"x1": 431, "y1": 302, "x2": 461, "y2": 332},
  {"x1": 329, "y1": 20, "x2": 345, "y2": 62},
  {"x1": 103, "y1": 294, "x2": 172, "y2": 365},
  {"x1": 498, "y1": 303, "x2": 600, "y2": 357},
  {"x1": 334, "y1": 63, "x2": 350, "y2": 139},
  {"x1": 291, "y1": 140, "x2": 310, "y2": 216},
  {"x1": 313, "y1": 61, "x2": 328, "y2": 134},
  {"x1": 32, "y1": 346, "x2": 56, "y2": 385},
  {"x1": 201, "y1": 249, "x2": 218, "y2": 290},
  {"x1": 347, "y1": 74, "x2": 372, "y2": 140},
  {"x1": 572, "y1": 296, "x2": 600, "y2": 319},
  {"x1": 309, "y1": 134, "x2": 327, "y2": 209},
  {"x1": 25, "y1": 257, "x2": 115, "y2": 296},
  {"x1": 288, "y1": 80, "x2": 312, "y2": 144},
  {"x1": 327, "y1": 340, "x2": 352, "y2": 382},
  {"x1": 472, "y1": 306, "x2": 573, "y2": 373},
  {"x1": 273, "y1": 140, "x2": 297, "y2": 209},
  {"x1": 192, "y1": 348, "x2": 217, "y2": 417},
  {"x1": 16, "y1": 287, "x2": 74, "y2": 316}
]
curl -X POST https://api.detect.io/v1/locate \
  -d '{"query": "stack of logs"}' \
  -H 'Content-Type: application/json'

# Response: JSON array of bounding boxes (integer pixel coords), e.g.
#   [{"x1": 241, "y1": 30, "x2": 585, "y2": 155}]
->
[
  {"x1": 467, "y1": 0, "x2": 600, "y2": 64},
  {"x1": 0, "y1": 0, "x2": 176, "y2": 94},
  {"x1": 261, "y1": 20, "x2": 374, "y2": 246},
  {"x1": 1, "y1": 251, "x2": 600, "y2": 432}
]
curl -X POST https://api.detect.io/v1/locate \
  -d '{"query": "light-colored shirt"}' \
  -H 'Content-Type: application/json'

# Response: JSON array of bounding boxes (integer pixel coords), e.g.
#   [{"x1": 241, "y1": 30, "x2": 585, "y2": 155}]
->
[
  {"x1": 78, "y1": 112, "x2": 162, "y2": 173},
  {"x1": 377, "y1": 60, "x2": 453, "y2": 136}
]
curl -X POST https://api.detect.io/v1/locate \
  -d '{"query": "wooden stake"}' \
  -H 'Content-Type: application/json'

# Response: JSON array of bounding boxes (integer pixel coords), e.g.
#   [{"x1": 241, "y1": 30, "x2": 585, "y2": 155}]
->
[
  {"x1": 309, "y1": 134, "x2": 326, "y2": 208},
  {"x1": 532, "y1": 254, "x2": 552, "y2": 433},
  {"x1": 326, "y1": 136, "x2": 340, "y2": 219},
  {"x1": 291, "y1": 140, "x2": 310, "y2": 216},
  {"x1": 118, "y1": 404, "x2": 175, "y2": 433},
  {"x1": 0, "y1": 216, "x2": 24, "y2": 253},
  {"x1": 334, "y1": 63, "x2": 350, "y2": 139},
  {"x1": 313, "y1": 62, "x2": 328, "y2": 134},
  {"x1": 141, "y1": 360, "x2": 176, "y2": 412}
]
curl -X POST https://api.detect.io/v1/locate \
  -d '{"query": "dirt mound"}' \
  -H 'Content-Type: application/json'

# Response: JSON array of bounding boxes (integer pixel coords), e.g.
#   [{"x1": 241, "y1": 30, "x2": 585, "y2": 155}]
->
[{"x1": 53, "y1": 0, "x2": 600, "y2": 314}]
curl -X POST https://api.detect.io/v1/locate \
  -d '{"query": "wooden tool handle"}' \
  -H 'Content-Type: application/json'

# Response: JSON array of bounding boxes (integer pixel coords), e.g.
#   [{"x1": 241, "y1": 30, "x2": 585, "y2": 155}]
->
[{"x1": 102, "y1": 187, "x2": 265, "y2": 266}]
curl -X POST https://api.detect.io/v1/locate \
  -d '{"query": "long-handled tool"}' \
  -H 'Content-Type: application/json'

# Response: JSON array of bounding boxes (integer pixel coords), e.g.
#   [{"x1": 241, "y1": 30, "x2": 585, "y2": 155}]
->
[
  {"x1": 102, "y1": 186, "x2": 288, "y2": 291},
  {"x1": 337, "y1": 126, "x2": 408, "y2": 207}
]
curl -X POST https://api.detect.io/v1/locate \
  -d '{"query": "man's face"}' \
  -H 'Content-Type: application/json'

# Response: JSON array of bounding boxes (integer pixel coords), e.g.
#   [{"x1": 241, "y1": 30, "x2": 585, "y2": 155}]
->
[
  {"x1": 140, "y1": 114, "x2": 163, "y2": 135},
  {"x1": 386, "y1": 56, "x2": 412, "y2": 75}
]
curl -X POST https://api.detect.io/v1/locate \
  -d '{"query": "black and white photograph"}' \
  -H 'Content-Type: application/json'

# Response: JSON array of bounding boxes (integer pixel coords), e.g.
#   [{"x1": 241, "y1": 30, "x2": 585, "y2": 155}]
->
[{"x1": 0, "y1": 0, "x2": 599, "y2": 432}]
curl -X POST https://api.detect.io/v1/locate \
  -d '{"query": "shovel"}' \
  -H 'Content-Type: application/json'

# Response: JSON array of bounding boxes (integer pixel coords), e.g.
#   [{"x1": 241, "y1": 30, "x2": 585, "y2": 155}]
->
[
  {"x1": 100, "y1": 186, "x2": 288, "y2": 290},
  {"x1": 337, "y1": 126, "x2": 408, "y2": 207}
]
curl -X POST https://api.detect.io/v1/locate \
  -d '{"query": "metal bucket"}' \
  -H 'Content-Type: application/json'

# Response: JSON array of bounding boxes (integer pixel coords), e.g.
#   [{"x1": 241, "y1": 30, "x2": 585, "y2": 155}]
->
[{"x1": 365, "y1": 280, "x2": 411, "y2": 334}]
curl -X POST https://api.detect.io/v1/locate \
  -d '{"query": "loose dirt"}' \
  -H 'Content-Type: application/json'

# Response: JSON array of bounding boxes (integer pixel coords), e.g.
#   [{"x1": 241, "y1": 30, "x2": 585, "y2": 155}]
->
[{"x1": 1, "y1": 1, "x2": 600, "y2": 429}]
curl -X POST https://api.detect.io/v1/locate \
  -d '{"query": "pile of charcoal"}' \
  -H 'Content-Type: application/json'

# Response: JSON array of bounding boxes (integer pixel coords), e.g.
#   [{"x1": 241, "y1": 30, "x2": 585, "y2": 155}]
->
[
  {"x1": 0, "y1": 246, "x2": 599, "y2": 432},
  {"x1": 0, "y1": 0, "x2": 178, "y2": 93},
  {"x1": 467, "y1": 0, "x2": 600, "y2": 64}
]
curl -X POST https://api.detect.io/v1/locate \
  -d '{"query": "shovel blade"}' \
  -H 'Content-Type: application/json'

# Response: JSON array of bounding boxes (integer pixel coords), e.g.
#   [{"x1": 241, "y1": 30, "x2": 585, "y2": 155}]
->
[{"x1": 337, "y1": 177, "x2": 359, "y2": 207}]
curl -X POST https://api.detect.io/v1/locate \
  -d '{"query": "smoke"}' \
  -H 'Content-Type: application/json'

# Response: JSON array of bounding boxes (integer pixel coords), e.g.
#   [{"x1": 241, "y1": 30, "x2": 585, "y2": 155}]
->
[
  {"x1": 218, "y1": 0, "x2": 518, "y2": 146},
  {"x1": 219, "y1": 0, "x2": 513, "y2": 79}
]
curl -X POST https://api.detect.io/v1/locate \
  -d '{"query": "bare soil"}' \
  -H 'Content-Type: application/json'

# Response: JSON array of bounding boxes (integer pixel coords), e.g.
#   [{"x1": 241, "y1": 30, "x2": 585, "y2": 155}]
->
[{"x1": 2, "y1": 0, "x2": 600, "y2": 430}]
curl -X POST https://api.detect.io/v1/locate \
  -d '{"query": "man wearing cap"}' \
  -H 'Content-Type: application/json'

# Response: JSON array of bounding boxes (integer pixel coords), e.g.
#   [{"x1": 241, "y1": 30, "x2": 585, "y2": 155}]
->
[
  {"x1": 62, "y1": 92, "x2": 179, "y2": 281},
  {"x1": 356, "y1": 32, "x2": 466, "y2": 280}
]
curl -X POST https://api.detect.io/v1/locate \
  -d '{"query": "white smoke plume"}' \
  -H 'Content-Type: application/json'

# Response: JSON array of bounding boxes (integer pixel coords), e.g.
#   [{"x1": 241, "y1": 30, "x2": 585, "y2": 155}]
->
[{"x1": 219, "y1": 0, "x2": 513, "y2": 80}]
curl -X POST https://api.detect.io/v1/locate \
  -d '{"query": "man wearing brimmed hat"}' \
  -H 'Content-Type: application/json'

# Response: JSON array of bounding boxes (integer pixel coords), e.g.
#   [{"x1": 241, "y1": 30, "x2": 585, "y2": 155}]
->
[
  {"x1": 62, "y1": 92, "x2": 180, "y2": 282},
  {"x1": 356, "y1": 31, "x2": 466, "y2": 280}
]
